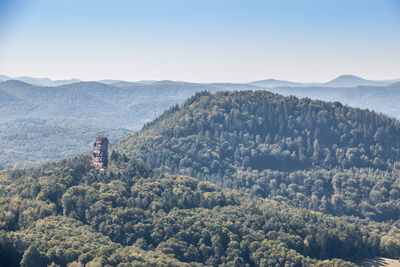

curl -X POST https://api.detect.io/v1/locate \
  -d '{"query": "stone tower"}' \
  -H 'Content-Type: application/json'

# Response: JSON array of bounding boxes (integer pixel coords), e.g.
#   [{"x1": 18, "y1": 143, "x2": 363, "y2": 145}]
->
[{"x1": 91, "y1": 134, "x2": 109, "y2": 171}]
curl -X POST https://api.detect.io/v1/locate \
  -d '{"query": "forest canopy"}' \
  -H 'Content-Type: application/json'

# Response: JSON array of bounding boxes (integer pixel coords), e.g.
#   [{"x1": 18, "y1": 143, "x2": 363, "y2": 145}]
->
[{"x1": 1, "y1": 90, "x2": 400, "y2": 266}]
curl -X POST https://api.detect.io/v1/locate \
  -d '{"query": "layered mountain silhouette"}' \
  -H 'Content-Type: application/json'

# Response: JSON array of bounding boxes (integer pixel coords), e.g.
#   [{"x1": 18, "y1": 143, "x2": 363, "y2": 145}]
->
[
  {"x1": 0, "y1": 74, "x2": 81, "y2": 86},
  {"x1": 249, "y1": 79, "x2": 304, "y2": 87},
  {"x1": 2, "y1": 73, "x2": 399, "y2": 88},
  {"x1": 1, "y1": 74, "x2": 400, "y2": 169},
  {"x1": 250, "y1": 74, "x2": 400, "y2": 88}
]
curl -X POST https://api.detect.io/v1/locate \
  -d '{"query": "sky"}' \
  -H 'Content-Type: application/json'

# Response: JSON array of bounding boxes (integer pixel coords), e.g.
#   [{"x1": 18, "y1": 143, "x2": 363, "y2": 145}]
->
[{"x1": 0, "y1": 0, "x2": 399, "y2": 83}]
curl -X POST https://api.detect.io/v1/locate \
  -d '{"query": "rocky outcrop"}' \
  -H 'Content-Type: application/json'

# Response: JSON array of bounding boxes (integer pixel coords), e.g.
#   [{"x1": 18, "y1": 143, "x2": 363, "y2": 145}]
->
[{"x1": 91, "y1": 134, "x2": 109, "y2": 171}]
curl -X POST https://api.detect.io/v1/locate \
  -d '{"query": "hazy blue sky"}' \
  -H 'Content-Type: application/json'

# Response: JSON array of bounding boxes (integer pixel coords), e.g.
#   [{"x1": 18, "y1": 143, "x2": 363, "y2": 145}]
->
[{"x1": 0, "y1": 0, "x2": 399, "y2": 82}]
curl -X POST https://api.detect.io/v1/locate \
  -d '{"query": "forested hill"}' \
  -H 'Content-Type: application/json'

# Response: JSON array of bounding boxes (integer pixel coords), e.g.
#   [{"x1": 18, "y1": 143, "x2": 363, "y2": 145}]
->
[
  {"x1": 115, "y1": 91, "x2": 400, "y2": 222},
  {"x1": 116, "y1": 90, "x2": 400, "y2": 174}
]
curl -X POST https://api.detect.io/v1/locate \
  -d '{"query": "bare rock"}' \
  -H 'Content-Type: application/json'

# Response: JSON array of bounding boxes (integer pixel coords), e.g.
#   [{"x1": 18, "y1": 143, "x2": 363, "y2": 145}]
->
[{"x1": 91, "y1": 134, "x2": 109, "y2": 171}]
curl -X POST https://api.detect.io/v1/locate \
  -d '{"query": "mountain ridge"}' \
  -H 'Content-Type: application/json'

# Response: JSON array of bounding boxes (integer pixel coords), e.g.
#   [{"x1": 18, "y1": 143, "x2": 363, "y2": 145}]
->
[
  {"x1": 1, "y1": 75, "x2": 400, "y2": 169},
  {"x1": 0, "y1": 75, "x2": 82, "y2": 86},
  {"x1": 2, "y1": 73, "x2": 400, "y2": 88},
  {"x1": 250, "y1": 74, "x2": 400, "y2": 88}
]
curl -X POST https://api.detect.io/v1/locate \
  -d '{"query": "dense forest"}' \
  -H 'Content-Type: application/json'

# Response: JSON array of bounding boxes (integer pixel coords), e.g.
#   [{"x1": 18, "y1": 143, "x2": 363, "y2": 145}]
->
[
  {"x1": 115, "y1": 91, "x2": 400, "y2": 220},
  {"x1": 1, "y1": 153, "x2": 399, "y2": 266},
  {"x1": 117, "y1": 91, "x2": 400, "y2": 172},
  {"x1": 1, "y1": 90, "x2": 400, "y2": 266}
]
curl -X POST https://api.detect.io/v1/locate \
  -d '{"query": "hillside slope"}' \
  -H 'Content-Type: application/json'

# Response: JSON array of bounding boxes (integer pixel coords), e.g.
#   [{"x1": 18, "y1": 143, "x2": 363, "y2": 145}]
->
[
  {"x1": 267, "y1": 83, "x2": 400, "y2": 120},
  {"x1": 117, "y1": 90, "x2": 400, "y2": 171},
  {"x1": 115, "y1": 91, "x2": 400, "y2": 221}
]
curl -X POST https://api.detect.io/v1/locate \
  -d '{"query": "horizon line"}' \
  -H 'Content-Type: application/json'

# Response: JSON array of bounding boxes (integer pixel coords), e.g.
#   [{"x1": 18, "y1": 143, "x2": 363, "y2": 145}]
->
[{"x1": 1, "y1": 73, "x2": 400, "y2": 85}]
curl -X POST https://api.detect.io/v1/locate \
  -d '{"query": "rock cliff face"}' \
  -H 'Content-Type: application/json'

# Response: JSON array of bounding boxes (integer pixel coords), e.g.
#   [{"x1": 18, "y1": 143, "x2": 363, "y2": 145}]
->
[{"x1": 91, "y1": 134, "x2": 108, "y2": 171}]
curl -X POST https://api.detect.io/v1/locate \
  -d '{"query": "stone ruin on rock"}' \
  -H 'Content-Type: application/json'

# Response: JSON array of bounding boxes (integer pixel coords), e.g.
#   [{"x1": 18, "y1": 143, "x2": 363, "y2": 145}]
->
[{"x1": 91, "y1": 134, "x2": 109, "y2": 171}]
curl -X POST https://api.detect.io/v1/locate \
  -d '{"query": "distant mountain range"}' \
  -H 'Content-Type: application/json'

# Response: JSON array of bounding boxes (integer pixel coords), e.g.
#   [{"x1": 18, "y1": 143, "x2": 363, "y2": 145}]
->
[
  {"x1": 0, "y1": 74, "x2": 81, "y2": 86},
  {"x1": 250, "y1": 74, "x2": 400, "y2": 88},
  {"x1": 1, "y1": 73, "x2": 400, "y2": 169},
  {"x1": 0, "y1": 79, "x2": 257, "y2": 168},
  {"x1": 0, "y1": 79, "x2": 257, "y2": 129},
  {"x1": 2, "y1": 73, "x2": 399, "y2": 88},
  {"x1": 1, "y1": 74, "x2": 399, "y2": 122}
]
